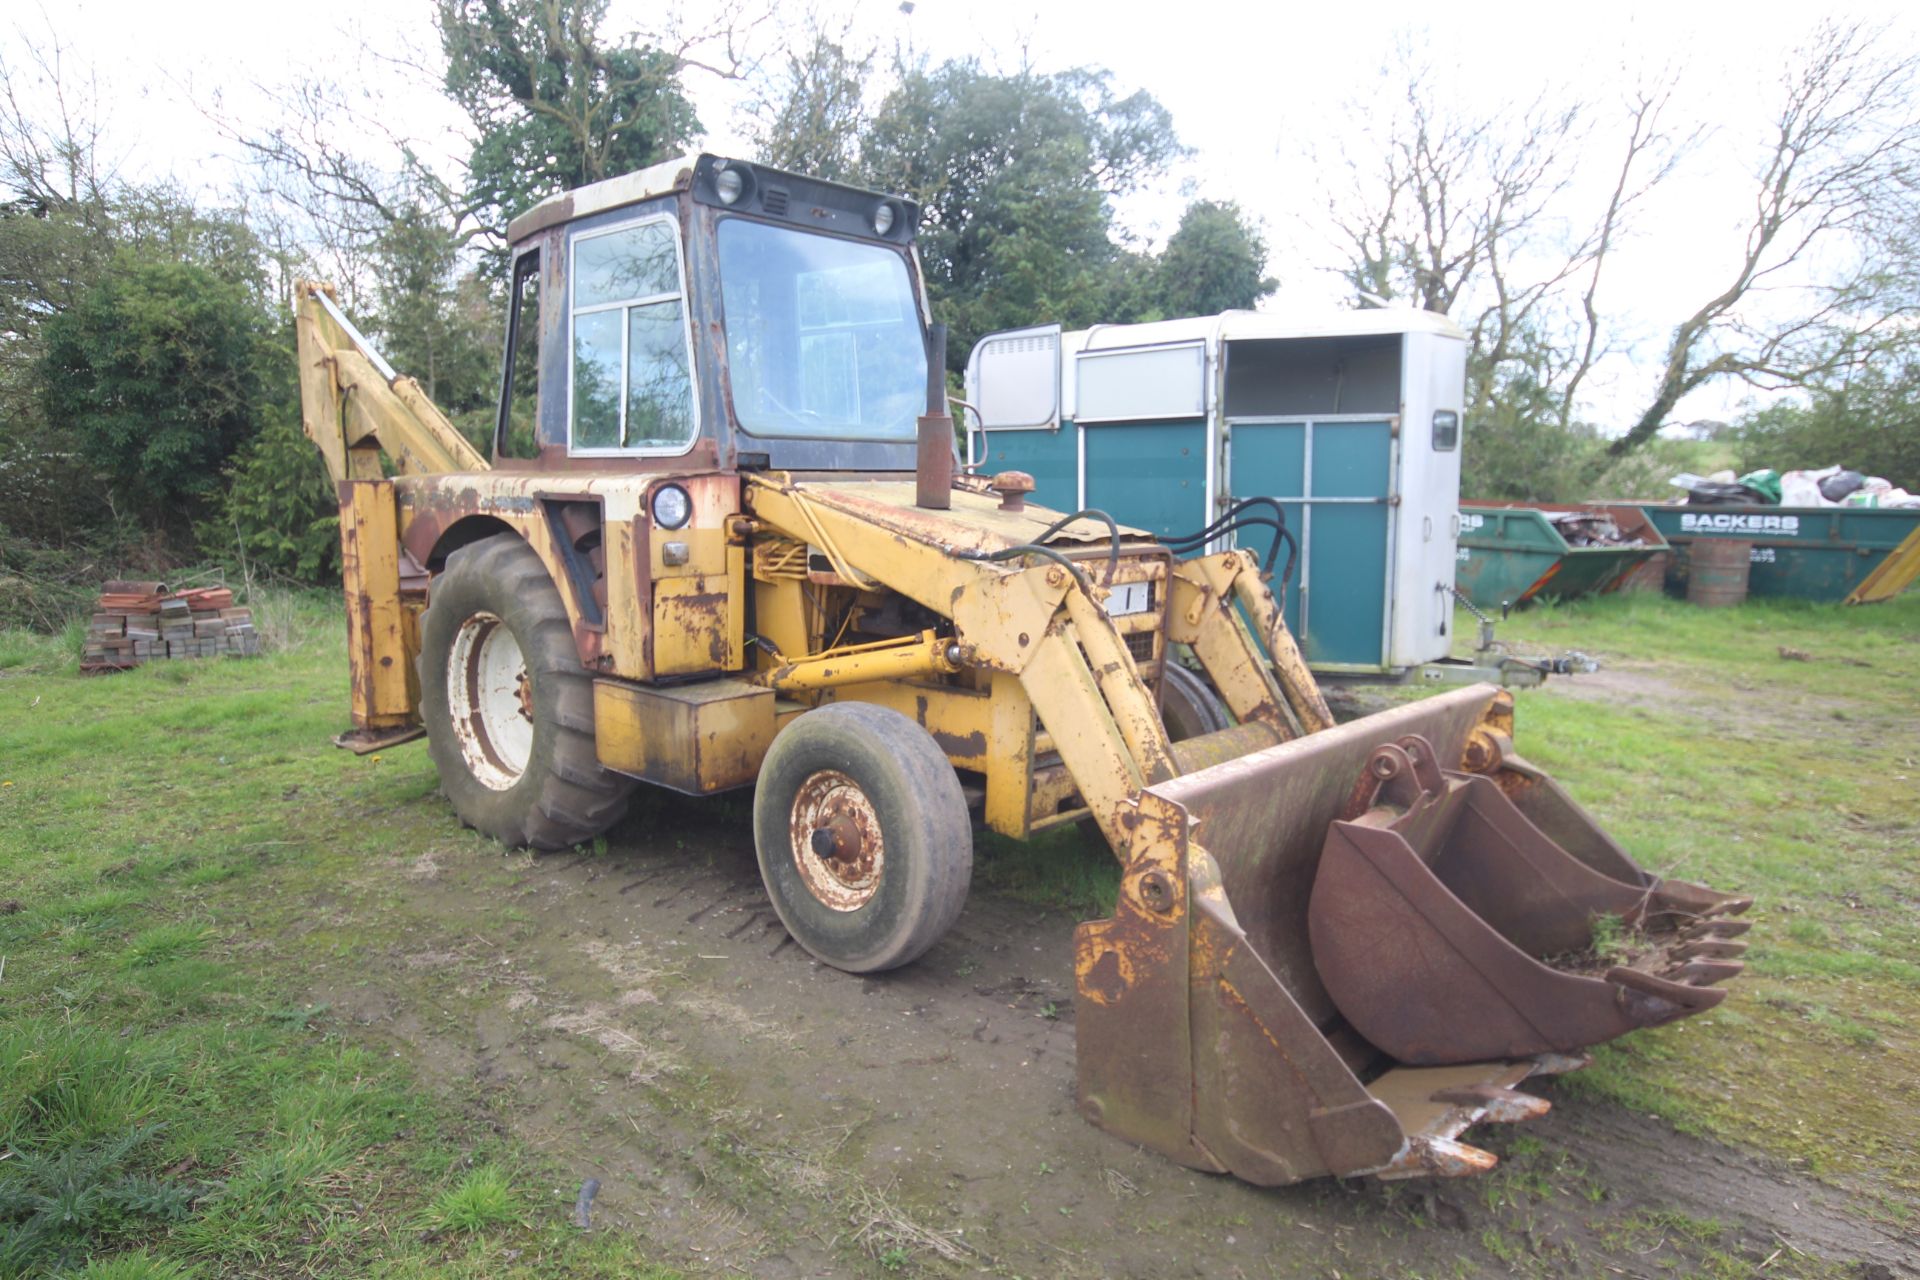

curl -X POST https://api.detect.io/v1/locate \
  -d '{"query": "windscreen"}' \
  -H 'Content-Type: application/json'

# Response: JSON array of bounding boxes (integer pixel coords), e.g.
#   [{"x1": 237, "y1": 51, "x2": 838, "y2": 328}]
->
[{"x1": 717, "y1": 219, "x2": 927, "y2": 440}]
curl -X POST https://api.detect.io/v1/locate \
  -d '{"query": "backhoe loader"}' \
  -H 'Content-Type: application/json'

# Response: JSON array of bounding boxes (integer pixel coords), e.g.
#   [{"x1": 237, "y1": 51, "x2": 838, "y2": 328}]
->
[{"x1": 295, "y1": 153, "x2": 1750, "y2": 1185}]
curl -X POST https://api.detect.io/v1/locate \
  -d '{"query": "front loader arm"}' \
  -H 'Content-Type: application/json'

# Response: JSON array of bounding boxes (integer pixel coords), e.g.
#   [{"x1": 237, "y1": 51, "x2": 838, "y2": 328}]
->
[
  {"x1": 1167, "y1": 551, "x2": 1334, "y2": 736},
  {"x1": 743, "y1": 474, "x2": 1303, "y2": 852},
  {"x1": 294, "y1": 280, "x2": 489, "y2": 484}
]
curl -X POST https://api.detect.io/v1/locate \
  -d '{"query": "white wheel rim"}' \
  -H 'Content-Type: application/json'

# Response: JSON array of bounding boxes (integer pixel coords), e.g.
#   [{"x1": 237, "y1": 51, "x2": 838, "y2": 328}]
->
[
  {"x1": 448, "y1": 611, "x2": 533, "y2": 790},
  {"x1": 788, "y1": 769, "x2": 885, "y2": 911}
]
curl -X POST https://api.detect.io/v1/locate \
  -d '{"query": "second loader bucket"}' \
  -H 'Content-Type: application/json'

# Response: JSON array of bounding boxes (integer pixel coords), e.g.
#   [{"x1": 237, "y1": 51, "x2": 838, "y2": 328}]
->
[{"x1": 1074, "y1": 684, "x2": 1749, "y2": 1185}]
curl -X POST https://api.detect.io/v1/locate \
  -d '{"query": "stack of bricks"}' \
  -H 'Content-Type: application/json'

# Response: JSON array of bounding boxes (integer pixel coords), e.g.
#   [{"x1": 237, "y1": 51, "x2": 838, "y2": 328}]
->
[{"x1": 82, "y1": 581, "x2": 261, "y2": 672}]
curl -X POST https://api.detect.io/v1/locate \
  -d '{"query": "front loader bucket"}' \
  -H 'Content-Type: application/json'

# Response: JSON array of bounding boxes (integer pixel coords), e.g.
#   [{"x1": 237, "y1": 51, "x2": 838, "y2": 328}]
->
[{"x1": 1073, "y1": 684, "x2": 1749, "y2": 1185}]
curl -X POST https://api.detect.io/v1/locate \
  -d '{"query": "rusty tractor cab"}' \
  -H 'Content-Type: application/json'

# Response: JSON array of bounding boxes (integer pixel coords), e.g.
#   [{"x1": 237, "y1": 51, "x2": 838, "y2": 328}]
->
[{"x1": 294, "y1": 153, "x2": 1751, "y2": 1186}]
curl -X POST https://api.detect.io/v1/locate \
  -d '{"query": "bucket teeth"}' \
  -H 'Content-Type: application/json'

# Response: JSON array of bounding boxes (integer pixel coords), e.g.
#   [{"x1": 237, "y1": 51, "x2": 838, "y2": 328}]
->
[
  {"x1": 1525, "y1": 1052, "x2": 1591, "y2": 1077},
  {"x1": 1671, "y1": 937, "x2": 1749, "y2": 961},
  {"x1": 1661, "y1": 957, "x2": 1745, "y2": 985},
  {"x1": 1680, "y1": 918, "x2": 1751, "y2": 941},
  {"x1": 1373, "y1": 1136, "x2": 1501, "y2": 1181},
  {"x1": 1430, "y1": 1084, "x2": 1552, "y2": 1124}
]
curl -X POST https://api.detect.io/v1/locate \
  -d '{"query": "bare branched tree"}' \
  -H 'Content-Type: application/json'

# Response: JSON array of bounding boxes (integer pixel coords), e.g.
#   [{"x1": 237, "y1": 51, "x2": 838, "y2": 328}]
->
[
  {"x1": 1322, "y1": 52, "x2": 1567, "y2": 318},
  {"x1": 651, "y1": 0, "x2": 775, "y2": 84},
  {"x1": 1321, "y1": 52, "x2": 1691, "y2": 430},
  {"x1": 1607, "y1": 20, "x2": 1920, "y2": 457},
  {"x1": 741, "y1": 12, "x2": 875, "y2": 182},
  {"x1": 204, "y1": 74, "x2": 475, "y2": 304},
  {"x1": 0, "y1": 24, "x2": 118, "y2": 216}
]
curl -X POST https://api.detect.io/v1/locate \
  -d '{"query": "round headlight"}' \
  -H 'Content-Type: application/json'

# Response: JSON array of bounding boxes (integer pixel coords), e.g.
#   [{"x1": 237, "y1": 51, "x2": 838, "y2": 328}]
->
[
  {"x1": 715, "y1": 166, "x2": 745, "y2": 205},
  {"x1": 651, "y1": 484, "x2": 692, "y2": 530},
  {"x1": 872, "y1": 201, "x2": 896, "y2": 236}
]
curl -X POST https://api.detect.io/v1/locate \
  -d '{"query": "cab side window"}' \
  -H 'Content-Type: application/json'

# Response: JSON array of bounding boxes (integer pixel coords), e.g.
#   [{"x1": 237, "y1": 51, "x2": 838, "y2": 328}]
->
[
  {"x1": 570, "y1": 219, "x2": 697, "y2": 452},
  {"x1": 496, "y1": 250, "x2": 542, "y2": 459}
]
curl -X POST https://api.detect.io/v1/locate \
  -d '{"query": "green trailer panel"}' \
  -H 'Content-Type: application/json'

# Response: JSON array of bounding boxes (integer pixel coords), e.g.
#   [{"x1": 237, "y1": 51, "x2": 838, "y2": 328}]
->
[
  {"x1": 1456, "y1": 505, "x2": 1668, "y2": 609},
  {"x1": 976, "y1": 426, "x2": 1077, "y2": 514},
  {"x1": 1307, "y1": 503, "x2": 1390, "y2": 665},
  {"x1": 1081, "y1": 420, "x2": 1209, "y2": 541},
  {"x1": 1639, "y1": 505, "x2": 1920, "y2": 603}
]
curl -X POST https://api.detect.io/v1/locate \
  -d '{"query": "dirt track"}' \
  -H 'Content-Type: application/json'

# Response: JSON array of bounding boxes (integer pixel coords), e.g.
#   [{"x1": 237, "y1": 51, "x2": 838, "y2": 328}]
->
[{"x1": 303, "y1": 782, "x2": 1918, "y2": 1280}]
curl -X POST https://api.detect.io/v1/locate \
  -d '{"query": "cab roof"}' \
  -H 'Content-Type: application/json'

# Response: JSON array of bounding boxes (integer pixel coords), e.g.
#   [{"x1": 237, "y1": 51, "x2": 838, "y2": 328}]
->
[
  {"x1": 505, "y1": 153, "x2": 922, "y2": 250},
  {"x1": 506, "y1": 153, "x2": 700, "y2": 244}
]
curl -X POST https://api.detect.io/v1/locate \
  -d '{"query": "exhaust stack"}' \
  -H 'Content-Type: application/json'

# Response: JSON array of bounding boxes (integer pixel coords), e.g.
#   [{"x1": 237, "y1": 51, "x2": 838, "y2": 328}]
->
[{"x1": 916, "y1": 322, "x2": 954, "y2": 510}]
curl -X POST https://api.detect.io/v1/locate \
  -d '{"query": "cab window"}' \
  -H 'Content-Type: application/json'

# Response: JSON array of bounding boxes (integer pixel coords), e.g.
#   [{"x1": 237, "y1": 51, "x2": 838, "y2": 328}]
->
[
  {"x1": 569, "y1": 217, "x2": 697, "y2": 453},
  {"x1": 496, "y1": 249, "x2": 541, "y2": 459}
]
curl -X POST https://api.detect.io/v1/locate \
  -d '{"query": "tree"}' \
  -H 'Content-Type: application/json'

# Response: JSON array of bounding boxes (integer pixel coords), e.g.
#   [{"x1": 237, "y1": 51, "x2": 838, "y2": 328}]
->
[
  {"x1": 1730, "y1": 350, "x2": 1920, "y2": 490},
  {"x1": 438, "y1": 0, "x2": 702, "y2": 255},
  {"x1": 1319, "y1": 52, "x2": 1690, "y2": 441},
  {"x1": 860, "y1": 58, "x2": 1182, "y2": 367},
  {"x1": 1153, "y1": 200, "x2": 1275, "y2": 317},
  {"x1": 744, "y1": 20, "x2": 872, "y2": 182},
  {"x1": 369, "y1": 207, "x2": 501, "y2": 441},
  {"x1": 215, "y1": 410, "x2": 341, "y2": 582},
  {"x1": 39, "y1": 258, "x2": 271, "y2": 529},
  {"x1": 1608, "y1": 21, "x2": 1920, "y2": 459}
]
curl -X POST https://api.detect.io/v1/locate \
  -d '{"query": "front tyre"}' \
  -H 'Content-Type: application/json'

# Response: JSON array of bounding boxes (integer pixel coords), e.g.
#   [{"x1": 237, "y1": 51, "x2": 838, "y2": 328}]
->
[
  {"x1": 418, "y1": 533, "x2": 634, "y2": 849},
  {"x1": 752, "y1": 703, "x2": 972, "y2": 973},
  {"x1": 1160, "y1": 661, "x2": 1232, "y2": 741}
]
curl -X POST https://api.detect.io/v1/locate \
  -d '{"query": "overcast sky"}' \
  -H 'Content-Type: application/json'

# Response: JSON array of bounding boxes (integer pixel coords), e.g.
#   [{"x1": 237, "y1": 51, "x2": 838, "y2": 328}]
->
[{"x1": 8, "y1": 0, "x2": 1918, "y2": 431}]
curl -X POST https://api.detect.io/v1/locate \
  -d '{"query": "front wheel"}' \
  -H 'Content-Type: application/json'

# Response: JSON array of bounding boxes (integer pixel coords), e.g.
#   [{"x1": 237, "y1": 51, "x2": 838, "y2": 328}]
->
[
  {"x1": 1161, "y1": 661, "x2": 1232, "y2": 741},
  {"x1": 752, "y1": 703, "x2": 972, "y2": 973}
]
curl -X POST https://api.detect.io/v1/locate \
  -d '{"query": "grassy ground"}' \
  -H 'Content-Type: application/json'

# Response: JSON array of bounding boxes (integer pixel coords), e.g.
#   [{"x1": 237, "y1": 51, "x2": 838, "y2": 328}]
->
[
  {"x1": 0, "y1": 593, "x2": 684, "y2": 1279},
  {"x1": 3, "y1": 585, "x2": 1916, "y2": 1274},
  {"x1": 1490, "y1": 591, "x2": 1920, "y2": 1211}
]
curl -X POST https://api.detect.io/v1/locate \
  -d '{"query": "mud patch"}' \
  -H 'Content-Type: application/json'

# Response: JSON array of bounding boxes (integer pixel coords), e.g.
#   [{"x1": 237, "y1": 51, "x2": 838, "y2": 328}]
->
[{"x1": 311, "y1": 808, "x2": 1918, "y2": 1279}]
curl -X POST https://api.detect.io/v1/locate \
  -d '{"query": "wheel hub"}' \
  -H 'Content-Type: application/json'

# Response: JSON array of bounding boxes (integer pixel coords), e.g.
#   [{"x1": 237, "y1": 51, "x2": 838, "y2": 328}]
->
[
  {"x1": 789, "y1": 769, "x2": 884, "y2": 911},
  {"x1": 446, "y1": 611, "x2": 534, "y2": 791}
]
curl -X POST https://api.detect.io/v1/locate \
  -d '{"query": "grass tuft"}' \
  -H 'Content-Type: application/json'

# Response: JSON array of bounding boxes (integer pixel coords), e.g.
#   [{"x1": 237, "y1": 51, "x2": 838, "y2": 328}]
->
[
  {"x1": 63, "y1": 1252, "x2": 203, "y2": 1279},
  {"x1": 422, "y1": 1165, "x2": 522, "y2": 1235},
  {"x1": 122, "y1": 923, "x2": 213, "y2": 968}
]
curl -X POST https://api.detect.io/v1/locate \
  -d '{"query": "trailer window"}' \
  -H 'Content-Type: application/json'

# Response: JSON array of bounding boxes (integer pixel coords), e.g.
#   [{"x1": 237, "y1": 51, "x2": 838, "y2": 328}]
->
[
  {"x1": 717, "y1": 219, "x2": 926, "y2": 440},
  {"x1": 569, "y1": 217, "x2": 697, "y2": 453}
]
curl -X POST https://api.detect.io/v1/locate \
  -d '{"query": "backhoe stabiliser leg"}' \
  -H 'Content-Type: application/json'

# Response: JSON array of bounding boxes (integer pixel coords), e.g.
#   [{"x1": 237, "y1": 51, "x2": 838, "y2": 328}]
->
[{"x1": 1072, "y1": 684, "x2": 1750, "y2": 1184}]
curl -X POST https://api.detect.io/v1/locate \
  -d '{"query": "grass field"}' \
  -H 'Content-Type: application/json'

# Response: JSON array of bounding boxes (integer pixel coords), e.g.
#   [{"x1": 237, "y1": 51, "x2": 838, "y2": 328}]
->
[
  {"x1": 2, "y1": 586, "x2": 1917, "y2": 1274},
  {"x1": 1489, "y1": 592, "x2": 1920, "y2": 1212},
  {"x1": 0, "y1": 594, "x2": 685, "y2": 1279}
]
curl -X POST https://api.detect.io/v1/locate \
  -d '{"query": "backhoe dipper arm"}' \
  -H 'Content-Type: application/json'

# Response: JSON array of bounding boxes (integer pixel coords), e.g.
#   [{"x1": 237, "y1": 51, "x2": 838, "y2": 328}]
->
[
  {"x1": 294, "y1": 281, "x2": 487, "y2": 752},
  {"x1": 294, "y1": 280, "x2": 490, "y2": 484}
]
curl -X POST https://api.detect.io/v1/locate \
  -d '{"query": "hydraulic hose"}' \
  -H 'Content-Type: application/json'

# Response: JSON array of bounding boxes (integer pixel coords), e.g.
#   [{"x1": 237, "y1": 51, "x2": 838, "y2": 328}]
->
[
  {"x1": 954, "y1": 542, "x2": 1094, "y2": 594},
  {"x1": 1024, "y1": 507, "x2": 1121, "y2": 585},
  {"x1": 1165, "y1": 496, "x2": 1300, "y2": 587}
]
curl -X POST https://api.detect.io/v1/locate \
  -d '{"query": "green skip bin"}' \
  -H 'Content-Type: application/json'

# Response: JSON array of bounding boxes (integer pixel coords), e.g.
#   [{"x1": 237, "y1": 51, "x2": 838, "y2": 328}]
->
[
  {"x1": 1456, "y1": 504, "x2": 1669, "y2": 610},
  {"x1": 1638, "y1": 504, "x2": 1920, "y2": 605}
]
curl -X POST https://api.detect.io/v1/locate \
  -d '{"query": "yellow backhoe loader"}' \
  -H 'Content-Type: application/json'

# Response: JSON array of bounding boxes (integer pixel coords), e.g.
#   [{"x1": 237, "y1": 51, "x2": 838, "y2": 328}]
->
[{"x1": 296, "y1": 154, "x2": 1750, "y2": 1185}]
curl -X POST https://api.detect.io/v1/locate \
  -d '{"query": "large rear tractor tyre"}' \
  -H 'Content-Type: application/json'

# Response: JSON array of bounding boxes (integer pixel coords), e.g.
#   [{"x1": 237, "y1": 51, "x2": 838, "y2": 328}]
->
[
  {"x1": 1161, "y1": 662, "x2": 1232, "y2": 741},
  {"x1": 752, "y1": 703, "x2": 972, "y2": 973},
  {"x1": 418, "y1": 533, "x2": 634, "y2": 849}
]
